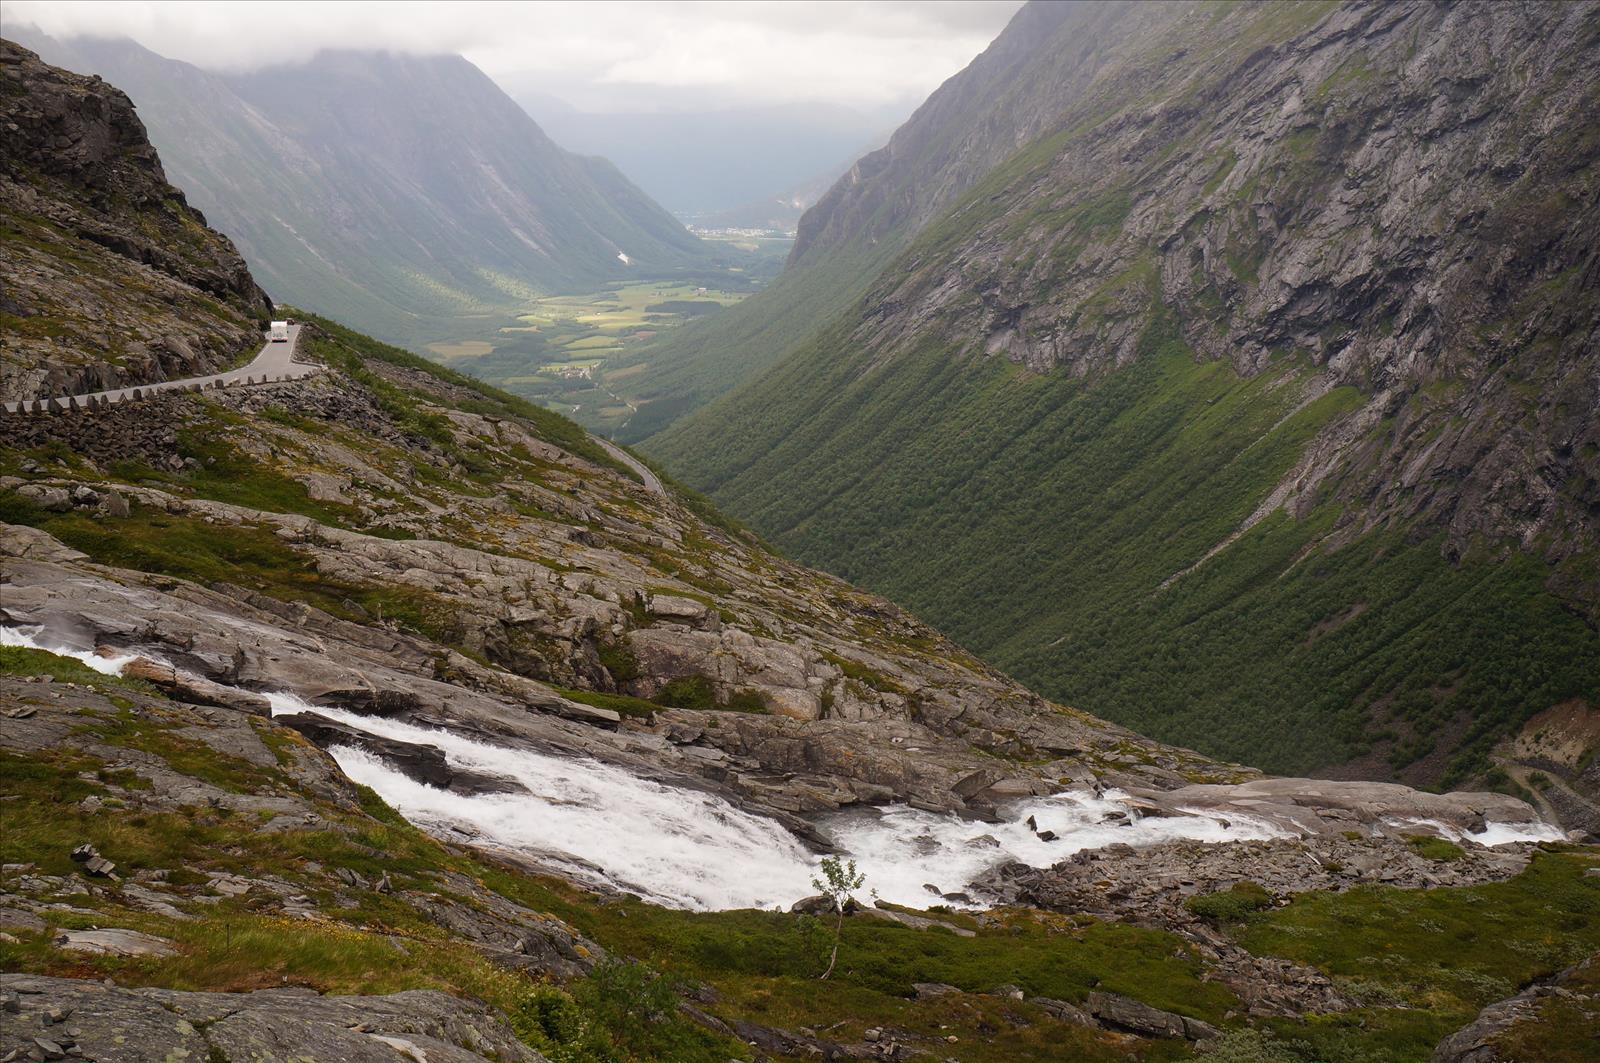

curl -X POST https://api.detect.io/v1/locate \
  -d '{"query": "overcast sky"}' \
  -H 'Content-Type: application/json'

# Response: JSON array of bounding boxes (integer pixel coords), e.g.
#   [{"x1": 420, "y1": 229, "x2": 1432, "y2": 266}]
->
[{"x1": 7, "y1": 1, "x2": 1025, "y2": 114}]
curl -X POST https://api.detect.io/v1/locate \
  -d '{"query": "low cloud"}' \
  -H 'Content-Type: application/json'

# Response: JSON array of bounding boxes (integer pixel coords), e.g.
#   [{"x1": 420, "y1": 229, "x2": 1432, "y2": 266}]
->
[{"x1": 7, "y1": 0, "x2": 1024, "y2": 112}]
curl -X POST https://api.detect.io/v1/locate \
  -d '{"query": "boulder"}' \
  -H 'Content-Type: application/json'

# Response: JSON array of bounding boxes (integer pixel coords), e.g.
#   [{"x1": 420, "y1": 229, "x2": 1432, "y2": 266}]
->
[
  {"x1": 647, "y1": 594, "x2": 710, "y2": 623},
  {"x1": 97, "y1": 490, "x2": 131, "y2": 519},
  {"x1": 857, "y1": 905, "x2": 976, "y2": 937},
  {"x1": 55, "y1": 929, "x2": 176, "y2": 957},
  {"x1": 1085, "y1": 991, "x2": 1218, "y2": 1040},
  {"x1": 16, "y1": 484, "x2": 71, "y2": 512},
  {"x1": 1033, "y1": 996, "x2": 1100, "y2": 1028},
  {"x1": 120, "y1": 658, "x2": 272, "y2": 716},
  {"x1": 789, "y1": 894, "x2": 861, "y2": 916},
  {"x1": 762, "y1": 686, "x2": 822, "y2": 722},
  {"x1": 952, "y1": 769, "x2": 1001, "y2": 799}
]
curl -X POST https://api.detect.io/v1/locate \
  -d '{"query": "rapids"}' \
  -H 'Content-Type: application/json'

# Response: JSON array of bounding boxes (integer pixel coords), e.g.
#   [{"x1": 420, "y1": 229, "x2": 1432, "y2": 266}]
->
[{"x1": 2, "y1": 625, "x2": 1569, "y2": 912}]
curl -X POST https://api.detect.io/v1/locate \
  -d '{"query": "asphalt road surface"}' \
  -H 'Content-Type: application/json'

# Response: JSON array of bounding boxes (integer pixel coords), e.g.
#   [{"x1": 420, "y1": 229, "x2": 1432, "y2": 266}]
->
[
  {"x1": 4, "y1": 324, "x2": 317, "y2": 413},
  {"x1": 597, "y1": 437, "x2": 665, "y2": 495}
]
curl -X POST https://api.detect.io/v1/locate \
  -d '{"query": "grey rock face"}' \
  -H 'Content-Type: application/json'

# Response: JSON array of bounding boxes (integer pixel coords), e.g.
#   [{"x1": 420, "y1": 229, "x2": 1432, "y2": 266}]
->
[
  {"x1": 799, "y1": 0, "x2": 1600, "y2": 570},
  {"x1": 0, "y1": 41, "x2": 271, "y2": 403},
  {"x1": 979, "y1": 834, "x2": 1538, "y2": 920},
  {"x1": 0, "y1": 974, "x2": 546, "y2": 1062},
  {"x1": 53, "y1": 928, "x2": 175, "y2": 957},
  {"x1": 13, "y1": 485, "x2": 71, "y2": 512},
  {"x1": 1126, "y1": 777, "x2": 1540, "y2": 836}
]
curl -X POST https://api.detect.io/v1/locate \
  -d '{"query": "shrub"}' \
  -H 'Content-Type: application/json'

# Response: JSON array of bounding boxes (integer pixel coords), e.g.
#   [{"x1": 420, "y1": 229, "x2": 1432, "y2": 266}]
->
[
  {"x1": 656, "y1": 676, "x2": 768, "y2": 714},
  {"x1": 656, "y1": 675, "x2": 717, "y2": 711},
  {"x1": 596, "y1": 641, "x2": 640, "y2": 684},
  {"x1": 1184, "y1": 881, "x2": 1273, "y2": 924}
]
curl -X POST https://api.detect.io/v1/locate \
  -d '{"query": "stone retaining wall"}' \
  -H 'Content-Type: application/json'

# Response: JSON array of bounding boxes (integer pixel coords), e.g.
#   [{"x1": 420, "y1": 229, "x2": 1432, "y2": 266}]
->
[{"x1": 1, "y1": 371, "x2": 306, "y2": 416}]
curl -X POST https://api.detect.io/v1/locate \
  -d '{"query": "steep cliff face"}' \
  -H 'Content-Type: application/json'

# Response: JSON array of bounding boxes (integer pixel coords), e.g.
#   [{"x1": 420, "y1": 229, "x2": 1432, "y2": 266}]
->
[
  {"x1": 648, "y1": 0, "x2": 1600, "y2": 785},
  {"x1": 851, "y1": 0, "x2": 1600, "y2": 561},
  {"x1": 0, "y1": 40, "x2": 271, "y2": 402},
  {"x1": 789, "y1": 0, "x2": 1159, "y2": 267},
  {"x1": 612, "y1": 1, "x2": 1166, "y2": 438}
]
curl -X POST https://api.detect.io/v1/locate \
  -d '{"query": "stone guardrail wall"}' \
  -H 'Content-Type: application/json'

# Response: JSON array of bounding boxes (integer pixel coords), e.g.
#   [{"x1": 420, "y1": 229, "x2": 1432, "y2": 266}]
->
[{"x1": 0, "y1": 372, "x2": 308, "y2": 417}]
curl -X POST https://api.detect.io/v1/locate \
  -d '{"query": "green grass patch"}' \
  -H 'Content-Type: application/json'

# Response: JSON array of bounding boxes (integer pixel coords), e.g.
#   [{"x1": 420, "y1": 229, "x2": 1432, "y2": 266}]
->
[
  {"x1": 1407, "y1": 835, "x2": 1467, "y2": 862},
  {"x1": 295, "y1": 311, "x2": 633, "y2": 479},
  {"x1": 0, "y1": 645, "x2": 150, "y2": 692},
  {"x1": 1235, "y1": 849, "x2": 1600, "y2": 1057},
  {"x1": 823, "y1": 652, "x2": 908, "y2": 696},
  {"x1": 655, "y1": 675, "x2": 768, "y2": 714},
  {"x1": 112, "y1": 419, "x2": 358, "y2": 527},
  {"x1": 554, "y1": 685, "x2": 660, "y2": 719}
]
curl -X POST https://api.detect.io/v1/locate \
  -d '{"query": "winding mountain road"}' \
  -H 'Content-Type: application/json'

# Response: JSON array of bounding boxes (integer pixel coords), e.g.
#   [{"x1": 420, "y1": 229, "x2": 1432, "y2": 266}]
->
[
  {"x1": 3, "y1": 324, "x2": 318, "y2": 413},
  {"x1": 5, "y1": 324, "x2": 668, "y2": 503},
  {"x1": 597, "y1": 438, "x2": 664, "y2": 495}
]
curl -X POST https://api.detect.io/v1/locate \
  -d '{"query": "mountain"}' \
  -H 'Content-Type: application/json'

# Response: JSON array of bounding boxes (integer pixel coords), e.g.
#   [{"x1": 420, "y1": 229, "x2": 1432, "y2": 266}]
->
[
  {"x1": 598, "y1": 0, "x2": 1153, "y2": 442},
  {"x1": 0, "y1": 40, "x2": 270, "y2": 403},
  {"x1": 7, "y1": 30, "x2": 711, "y2": 350},
  {"x1": 2, "y1": 41, "x2": 1597, "y2": 1061},
  {"x1": 646, "y1": 0, "x2": 1600, "y2": 790},
  {"x1": 520, "y1": 94, "x2": 894, "y2": 219}
]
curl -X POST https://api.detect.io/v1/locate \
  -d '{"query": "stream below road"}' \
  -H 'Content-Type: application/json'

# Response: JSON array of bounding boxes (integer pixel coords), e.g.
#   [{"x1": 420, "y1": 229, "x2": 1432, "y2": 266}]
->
[{"x1": 4, "y1": 625, "x2": 1567, "y2": 913}]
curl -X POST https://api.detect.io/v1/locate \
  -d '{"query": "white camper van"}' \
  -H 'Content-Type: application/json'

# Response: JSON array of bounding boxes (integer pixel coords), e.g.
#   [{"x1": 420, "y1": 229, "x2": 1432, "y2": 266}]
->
[{"x1": 269, "y1": 321, "x2": 290, "y2": 343}]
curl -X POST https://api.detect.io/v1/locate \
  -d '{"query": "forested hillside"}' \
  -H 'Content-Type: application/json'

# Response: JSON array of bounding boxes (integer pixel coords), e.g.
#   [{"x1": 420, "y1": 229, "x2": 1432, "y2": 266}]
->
[{"x1": 648, "y1": 0, "x2": 1600, "y2": 786}]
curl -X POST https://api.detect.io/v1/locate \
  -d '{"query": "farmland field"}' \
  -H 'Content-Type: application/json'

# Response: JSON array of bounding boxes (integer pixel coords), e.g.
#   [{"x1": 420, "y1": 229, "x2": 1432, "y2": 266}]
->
[{"x1": 433, "y1": 279, "x2": 753, "y2": 435}]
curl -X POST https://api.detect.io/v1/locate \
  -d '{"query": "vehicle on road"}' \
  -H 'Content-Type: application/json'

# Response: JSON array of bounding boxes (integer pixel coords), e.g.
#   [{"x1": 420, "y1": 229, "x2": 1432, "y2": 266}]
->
[{"x1": 269, "y1": 321, "x2": 289, "y2": 342}]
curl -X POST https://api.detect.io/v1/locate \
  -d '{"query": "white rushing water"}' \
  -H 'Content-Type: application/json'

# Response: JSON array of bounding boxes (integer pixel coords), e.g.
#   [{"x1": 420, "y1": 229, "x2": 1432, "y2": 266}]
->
[
  {"x1": 1, "y1": 625, "x2": 143, "y2": 675},
  {"x1": 824, "y1": 795, "x2": 1289, "y2": 907},
  {"x1": 267, "y1": 694, "x2": 821, "y2": 910},
  {"x1": 6, "y1": 624, "x2": 1566, "y2": 911},
  {"x1": 267, "y1": 693, "x2": 1294, "y2": 910},
  {"x1": 1384, "y1": 816, "x2": 1567, "y2": 847}
]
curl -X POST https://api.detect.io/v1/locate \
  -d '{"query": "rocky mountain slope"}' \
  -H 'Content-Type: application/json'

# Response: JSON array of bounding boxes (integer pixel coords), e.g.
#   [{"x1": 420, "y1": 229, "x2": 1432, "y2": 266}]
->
[
  {"x1": 6, "y1": 31, "x2": 713, "y2": 351},
  {"x1": 5, "y1": 318, "x2": 1595, "y2": 1060},
  {"x1": 0, "y1": 40, "x2": 271, "y2": 403},
  {"x1": 647, "y1": 0, "x2": 1600, "y2": 788},
  {"x1": 4, "y1": 314, "x2": 1596, "y2": 1060},
  {"x1": 3, "y1": 35, "x2": 1597, "y2": 1063}
]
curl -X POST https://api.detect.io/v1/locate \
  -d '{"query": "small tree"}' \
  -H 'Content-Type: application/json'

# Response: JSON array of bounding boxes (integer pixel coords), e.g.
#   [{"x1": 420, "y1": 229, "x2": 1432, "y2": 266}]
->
[{"x1": 810, "y1": 855, "x2": 865, "y2": 980}]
